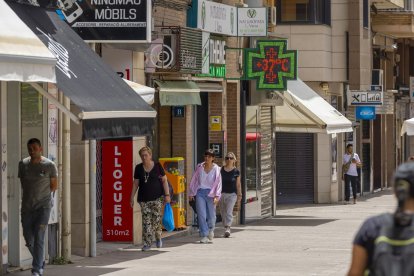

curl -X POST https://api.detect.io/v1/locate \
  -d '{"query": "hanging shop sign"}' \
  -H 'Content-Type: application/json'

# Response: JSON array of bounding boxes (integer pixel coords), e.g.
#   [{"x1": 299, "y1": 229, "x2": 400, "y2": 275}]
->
[
  {"x1": 347, "y1": 90, "x2": 383, "y2": 106},
  {"x1": 210, "y1": 115, "x2": 222, "y2": 131},
  {"x1": 237, "y1": 7, "x2": 267, "y2": 37},
  {"x1": 145, "y1": 27, "x2": 202, "y2": 73},
  {"x1": 102, "y1": 140, "x2": 133, "y2": 242},
  {"x1": 356, "y1": 106, "x2": 376, "y2": 120},
  {"x1": 101, "y1": 46, "x2": 133, "y2": 80},
  {"x1": 210, "y1": 143, "x2": 223, "y2": 158},
  {"x1": 57, "y1": 0, "x2": 151, "y2": 42},
  {"x1": 245, "y1": 40, "x2": 298, "y2": 90},
  {"x1": 197, "y1": 0, "x2": 236, "y2": 36},
  {"x1": 196, "y1": 35, "x2": 226, "y2": 78}
]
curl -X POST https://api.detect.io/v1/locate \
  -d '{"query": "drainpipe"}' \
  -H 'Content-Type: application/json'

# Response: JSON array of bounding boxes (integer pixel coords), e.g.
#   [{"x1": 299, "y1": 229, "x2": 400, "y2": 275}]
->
[
  {"x1": 58, "y1": 91, "x2": 63, "y2": 258},
  {"x1": 89, "y1": 139, "x2": 96, "y2": 257},
  {"x1": 62, "y1": 95, "x2": 71, "y2": 260}
]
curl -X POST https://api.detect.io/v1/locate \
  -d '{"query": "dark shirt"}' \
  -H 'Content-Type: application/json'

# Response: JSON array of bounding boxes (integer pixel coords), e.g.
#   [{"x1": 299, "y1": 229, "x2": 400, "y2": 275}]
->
[
  {"x1": 134, "y1": 162, "x2": 165, "y2": 202},
  {"x1": 221, "y1": 167, "x2": 240, "y2": 194},
  {"x1": 353, "y1": 214, "x2": 390, "y2": 269},
  {"x1": 18, "y1": 156, "x2": 57, "y2": 213}
]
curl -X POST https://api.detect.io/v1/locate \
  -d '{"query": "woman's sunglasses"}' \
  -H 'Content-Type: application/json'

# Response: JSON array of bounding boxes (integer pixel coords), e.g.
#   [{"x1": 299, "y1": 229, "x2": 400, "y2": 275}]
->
[{"x1": 225, "y1": 157, "x2": 234, "y2": 160}]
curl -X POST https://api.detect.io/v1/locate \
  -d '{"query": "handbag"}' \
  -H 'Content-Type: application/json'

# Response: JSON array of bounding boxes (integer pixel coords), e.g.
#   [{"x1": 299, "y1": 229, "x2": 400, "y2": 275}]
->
[{"x1": 162, "y1": 203, "x2": 175, "y2": 232}]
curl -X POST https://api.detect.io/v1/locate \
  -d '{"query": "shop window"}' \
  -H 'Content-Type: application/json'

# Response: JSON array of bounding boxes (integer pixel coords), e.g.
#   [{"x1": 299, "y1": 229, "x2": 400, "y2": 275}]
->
[
  {"x1": 277, "y1": 0, "x2": 331, "y2": 25},
  {"x1": 21, "y1": 83, "x2": 44, "y2": 159},
  {"x1": 362, "y1": 120, "x2": 370, "y2": 139},
  {"x1": 363, "y1": 0, "x2": 368, "y2": 29}
]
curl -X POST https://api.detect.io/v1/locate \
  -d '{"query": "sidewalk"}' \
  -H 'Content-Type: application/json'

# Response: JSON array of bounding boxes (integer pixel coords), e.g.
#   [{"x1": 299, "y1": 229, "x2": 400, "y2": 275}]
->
[{"x1": 10, "y1": 190, "x2": 395, "y2": 276}]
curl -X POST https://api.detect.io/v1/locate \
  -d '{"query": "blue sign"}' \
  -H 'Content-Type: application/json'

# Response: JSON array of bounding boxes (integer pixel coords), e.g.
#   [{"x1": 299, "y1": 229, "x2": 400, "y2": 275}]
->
[
  {"x1": 356, "y1": 106, "x2": 376, "y2": 120},
  {"x1": 173, "y1": 106, "x2": 185, "y2": 118}
]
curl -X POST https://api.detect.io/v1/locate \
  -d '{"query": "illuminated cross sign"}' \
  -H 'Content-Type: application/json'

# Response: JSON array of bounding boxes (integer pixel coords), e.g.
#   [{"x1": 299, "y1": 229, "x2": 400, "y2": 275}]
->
[{"x1": 246, "y1": 40, "x2": 297, "y2": 90}]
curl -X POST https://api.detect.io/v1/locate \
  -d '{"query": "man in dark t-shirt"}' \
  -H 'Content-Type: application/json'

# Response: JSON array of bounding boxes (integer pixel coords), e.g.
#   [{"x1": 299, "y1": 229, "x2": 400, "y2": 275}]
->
[{"x1": 18, "y1": 138, "x2": 57, "y2": 276}]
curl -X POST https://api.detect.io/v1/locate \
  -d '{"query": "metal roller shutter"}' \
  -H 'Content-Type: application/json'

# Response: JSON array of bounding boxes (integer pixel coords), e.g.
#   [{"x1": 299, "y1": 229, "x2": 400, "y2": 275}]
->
[
  {"x1": 276, "y1": 133, "x2": 314, "y2": 204},
  {"x1": 260, "y1": 106, "x2": 273, "y2": 217}
]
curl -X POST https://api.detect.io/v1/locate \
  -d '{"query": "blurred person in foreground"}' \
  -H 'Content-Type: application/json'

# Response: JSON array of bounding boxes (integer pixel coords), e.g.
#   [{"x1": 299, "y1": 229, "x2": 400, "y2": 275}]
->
[{"x1": 348, "y1": 162, "x2": 414, "y2": 276}]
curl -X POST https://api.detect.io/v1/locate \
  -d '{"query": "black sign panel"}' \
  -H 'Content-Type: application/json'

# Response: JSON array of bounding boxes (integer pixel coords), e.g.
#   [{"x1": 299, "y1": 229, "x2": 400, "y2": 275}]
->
[{"x1": 57, "y1": 0, "x2": 150, "y2": 42}]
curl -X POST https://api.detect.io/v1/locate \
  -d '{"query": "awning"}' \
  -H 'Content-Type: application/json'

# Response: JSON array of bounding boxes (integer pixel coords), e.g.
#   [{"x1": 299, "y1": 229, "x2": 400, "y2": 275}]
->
[
  {"x1": 123, "y1": 79, "x2": 155, "y2": 105},
  {"x1": 197, "y1": 82, "x2": 223, "y2": 93},
  {"x1": 9, "y1": 2, "x2": 156, "y2": 140},
  {"x1": 275, "y1": 79, "x2": 352, "y2": 134},
  {"x1": 154, "y1": 80, "x2": 201, "y2": 106},
  {"x1": 0, "y1": 0, "x2": 56, "y2": 82},
  {"x1": 401, "y1": 118, "x2": 414, "y2": 136},
  {"x1": 246, "y1": 80, "x2": 352, "y2": 134}
]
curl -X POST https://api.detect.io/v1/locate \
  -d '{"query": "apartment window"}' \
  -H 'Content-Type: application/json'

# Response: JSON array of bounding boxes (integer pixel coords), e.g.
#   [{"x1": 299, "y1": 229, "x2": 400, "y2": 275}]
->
[
  {"x1": 277, "y1": 0, "x2": 331, "y2": 25},
  {"x1": 363, "y1": 0, "x2": 368, "y2": 28}
]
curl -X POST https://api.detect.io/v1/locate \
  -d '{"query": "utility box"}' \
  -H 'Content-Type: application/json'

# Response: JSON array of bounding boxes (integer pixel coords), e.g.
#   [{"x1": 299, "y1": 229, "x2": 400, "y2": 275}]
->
[{"x1": 159, "y1": 157, "x2": 186, "y2": 229}]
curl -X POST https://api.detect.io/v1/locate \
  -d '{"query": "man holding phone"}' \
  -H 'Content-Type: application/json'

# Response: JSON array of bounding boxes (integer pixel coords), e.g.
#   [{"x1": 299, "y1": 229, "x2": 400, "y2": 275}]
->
[{"x1": 343, "y1": 144, "x2": 362, "y2": 204}]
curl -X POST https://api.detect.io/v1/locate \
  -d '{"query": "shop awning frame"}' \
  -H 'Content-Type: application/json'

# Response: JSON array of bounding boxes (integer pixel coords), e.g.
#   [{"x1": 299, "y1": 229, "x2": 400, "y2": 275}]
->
[{"x1": 154, "y1": 80, "x2": 201, "y2": 106}]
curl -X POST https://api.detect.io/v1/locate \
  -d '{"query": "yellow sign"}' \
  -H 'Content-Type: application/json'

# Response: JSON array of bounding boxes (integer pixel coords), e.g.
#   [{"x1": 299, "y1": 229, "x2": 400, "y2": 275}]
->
[{"x1": 210, "y1": 116, "x2": 222, "y2": 131}]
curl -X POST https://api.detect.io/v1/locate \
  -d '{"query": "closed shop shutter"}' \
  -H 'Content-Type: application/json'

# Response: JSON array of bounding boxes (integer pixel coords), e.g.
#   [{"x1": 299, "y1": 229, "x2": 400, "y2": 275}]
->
[
  {"x1": 260, "y1": 106, "x2": 273, "y2": 217},
  {"x1": 276, "y1": 133, "x2": 314, "y2": 204}
]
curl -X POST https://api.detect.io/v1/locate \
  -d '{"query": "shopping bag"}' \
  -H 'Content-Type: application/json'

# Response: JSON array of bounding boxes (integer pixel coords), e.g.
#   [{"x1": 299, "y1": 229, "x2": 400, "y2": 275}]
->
[{"x1": 162, "y1": 203, "x2": 175, "y2": 232}]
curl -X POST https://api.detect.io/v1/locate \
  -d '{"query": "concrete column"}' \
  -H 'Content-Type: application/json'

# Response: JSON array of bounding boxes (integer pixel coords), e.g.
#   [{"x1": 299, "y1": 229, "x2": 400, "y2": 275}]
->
[
  {"x1": 0, "y1": 81, "x2": 7, "y2": 274},
  {"x1": 62, "y1": 96, "x2": 71, "y2": 260}
]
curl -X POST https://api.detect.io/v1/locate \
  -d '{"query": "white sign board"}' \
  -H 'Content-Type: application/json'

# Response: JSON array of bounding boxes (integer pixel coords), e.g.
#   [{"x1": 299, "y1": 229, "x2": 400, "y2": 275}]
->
[
  {"x1": 102, "y1": 46, "x2": 133, "y2": 80},
  {"x1": 237, "y1": 7, "x2": 267, "y2": 37},
  {"x1": 347, "y1": 90, "x2": 383, "y2": 106},
  {"x1": 202, "y1": 32, "x2": 210, "y2": 74},
  {"x1": 197, "y1": 0, "x2": 236, "y2": 36}
]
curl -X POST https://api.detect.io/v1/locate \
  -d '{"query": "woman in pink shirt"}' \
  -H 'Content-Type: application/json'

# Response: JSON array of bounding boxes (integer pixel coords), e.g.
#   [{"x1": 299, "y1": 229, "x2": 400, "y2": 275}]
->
[{"x1": 189, "y1": 149, "x2": 222, "y2": 243}]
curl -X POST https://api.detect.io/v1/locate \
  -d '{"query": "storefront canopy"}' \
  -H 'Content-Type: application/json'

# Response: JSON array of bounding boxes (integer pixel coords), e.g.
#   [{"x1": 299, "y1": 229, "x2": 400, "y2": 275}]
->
[
  {"x1": 0, "y1": 0, "x2": 56, "y2": 82},
  {"x1": 9, "y1": 2, "x2": 156, "y2": 140},
  {"x1": 275, "y1": 79, "x2": 353, "y2": 134},
  {"x1": 401, "y1": 118, "x2": 414, "y2": 136},
  {"x1": 154, "y1": 80, "x2": 201, "y2": 106},
  {"x1": 123, "y1": 79, "x2": 155, "y2": 105}
]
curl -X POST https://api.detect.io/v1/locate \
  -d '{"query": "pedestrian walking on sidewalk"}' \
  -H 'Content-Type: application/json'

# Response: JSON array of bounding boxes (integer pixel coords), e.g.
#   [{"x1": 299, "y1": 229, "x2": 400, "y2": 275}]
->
[
  {"x1": 342, "y1": 144, "x2": 362, "y2": 204},
  {"x1": 18, "y1": 138, "x2": 58, "y2": 276},
  {"x1": 130, "y1": 146, "x2": 171, "y2": 251},
  {"x1": 348, "y1": 162, "x2": 414, "y2": 276},
  {"x1": 219, "y1": 152, "x2": 241, "y2": 238},
  {"x1": 189, "y1": 149, "x2": 222, "y2": 244}
]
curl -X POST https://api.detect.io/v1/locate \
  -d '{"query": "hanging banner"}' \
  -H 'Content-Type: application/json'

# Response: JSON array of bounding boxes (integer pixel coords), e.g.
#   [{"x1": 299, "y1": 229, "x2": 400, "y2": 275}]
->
[
  {"x1": 102, "y1": 140, "x2": 133, "y2": 242},
  {"x1": 57, "y1": 0, "x2": 151, "y2": 42}
]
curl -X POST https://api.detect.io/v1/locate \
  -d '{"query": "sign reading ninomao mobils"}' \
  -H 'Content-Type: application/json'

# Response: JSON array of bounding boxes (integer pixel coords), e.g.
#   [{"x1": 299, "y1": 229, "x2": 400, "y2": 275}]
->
[{"x1": 57, "y1": 0, "x2": 151, "y2": 42}]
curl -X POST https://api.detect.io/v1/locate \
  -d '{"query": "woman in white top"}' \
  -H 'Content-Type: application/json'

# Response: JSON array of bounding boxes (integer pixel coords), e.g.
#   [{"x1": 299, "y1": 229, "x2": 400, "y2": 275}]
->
[{"x1": 189, "y1": 149, "x2": 222, "y2": 243}]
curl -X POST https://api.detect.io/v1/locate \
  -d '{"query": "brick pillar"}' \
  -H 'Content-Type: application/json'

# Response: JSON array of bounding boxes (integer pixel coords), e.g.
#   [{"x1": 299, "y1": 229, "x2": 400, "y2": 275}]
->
[
  {"x1": 209, "y1": 89, "x2": 226, "y2": 165},
  {"x1": 226, "y1": 82, "x2": 241, "y2": 160}
]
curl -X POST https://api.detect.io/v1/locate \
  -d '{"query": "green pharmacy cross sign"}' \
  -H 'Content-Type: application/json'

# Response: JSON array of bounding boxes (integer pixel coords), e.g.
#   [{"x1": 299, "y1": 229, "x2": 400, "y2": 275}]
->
[{"x1": 246, "y1": 40, "x2": 297, "y2": 90}]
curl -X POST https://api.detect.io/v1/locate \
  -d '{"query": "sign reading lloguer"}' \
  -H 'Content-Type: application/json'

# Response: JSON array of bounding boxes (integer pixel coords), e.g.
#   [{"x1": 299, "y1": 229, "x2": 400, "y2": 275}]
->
[{"x1": 102, "y1": 140, "x2": 133, "y2": 242}]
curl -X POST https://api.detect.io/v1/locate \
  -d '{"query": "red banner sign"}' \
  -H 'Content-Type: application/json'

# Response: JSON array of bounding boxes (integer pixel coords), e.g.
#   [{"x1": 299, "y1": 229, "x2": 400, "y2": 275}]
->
[{"x1": 102, "y1": 140, "x2": 133, "y2": 242}]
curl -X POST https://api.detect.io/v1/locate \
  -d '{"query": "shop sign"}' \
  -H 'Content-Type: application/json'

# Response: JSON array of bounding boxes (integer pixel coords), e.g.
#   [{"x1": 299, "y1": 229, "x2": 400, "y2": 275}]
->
[
  {"x1": 356, "y1": 106, "x2": 376, "y2": 120},
  {"x1": 173, "y1": 106, "x2": 185, "y2": 117},
  {"x1": 197, "y1": 35, "x2": 226, "y2": 78},
  {"x1": 197, "y1": 0, "x2": 236, "y2": 36},
  {"x1": 102, "y1": 140, "x2": 133, "y2": 242},
  {"x1": 210, "y1": 116, "x2": 222, "y2": 131},
  {"x1": 145, "y1": 27, "x2": 202, "y2": 73},
  {"x1": 101, "y1": 46, "x2": 132, "y2": 80},
  {"x1": 347, "y1": 90, "x2": 383, "y2": 106},
  {"x1": 210, "y1": 143, "x2": 223, "y2": 158},
  {"x1": 246, "y1": 40, "x2": 298, "y2": 90},
  {"x1": 58, "y1": 0, "x2": 151, "y2": 42},
  {"x1": 237, "y1": 7, "x2": 267, "y2": 37}
]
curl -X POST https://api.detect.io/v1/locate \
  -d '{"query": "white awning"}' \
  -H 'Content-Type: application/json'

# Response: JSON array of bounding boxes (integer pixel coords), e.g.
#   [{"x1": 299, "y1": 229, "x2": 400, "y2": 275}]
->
[
  {"x1": 401, "y1": 118, "x2": 414, "y2": 136},
  {"x1": 0, "y1": 0, "x2": 56, "y2": 82},
  {"x1": 274, "y1": 79, "x2": 353, "y2": 134},
  {"x1": 123, "y1": 79, "x2": 155, "y2": 105}
]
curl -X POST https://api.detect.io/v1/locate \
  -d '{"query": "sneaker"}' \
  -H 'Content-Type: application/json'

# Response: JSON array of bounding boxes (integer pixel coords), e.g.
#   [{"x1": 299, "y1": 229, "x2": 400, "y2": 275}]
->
[
  {"x1": 208, "y1": 230, "x2": 214, "y2": 242},
  {"x1": 353, "y1": 198, "x2": 357, "y2": 204},
  {"x1": 31, "y1": 272, "x2": 40, "y2": 276},
  {"x1": 344, "y1": 201, "x2": 349, "y2": 205},
  {"x1": 141, "y1": 245, "x2": 151, "y2": 251},
  {"x1": 224, "y1": 227, "x2": 231, "y2": 238},
  {"x1": 39, "y1": 268, "x2": 44, "y2": 276},
  {"x1": 156, "y1": 238, "x2": 163, "y2": 248},
  {"x1": 200, "y1": 237, "x2": 209, "y2": 244}
]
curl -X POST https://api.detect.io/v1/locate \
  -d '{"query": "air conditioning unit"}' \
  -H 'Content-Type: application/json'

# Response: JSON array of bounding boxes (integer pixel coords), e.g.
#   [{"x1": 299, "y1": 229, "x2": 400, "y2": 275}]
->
[
  {"x1": 268, "y1": 6, "x2": 276, "y2": 26},
  {"x1": 372, "y1": 69, "x2": 383, "y2": 86}
]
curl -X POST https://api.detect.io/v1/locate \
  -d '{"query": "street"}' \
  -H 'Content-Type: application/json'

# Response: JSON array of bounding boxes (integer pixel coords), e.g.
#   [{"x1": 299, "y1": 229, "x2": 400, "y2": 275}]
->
[{"x1": 11, "y1": 190, "x2": 395, "y2": 276}]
